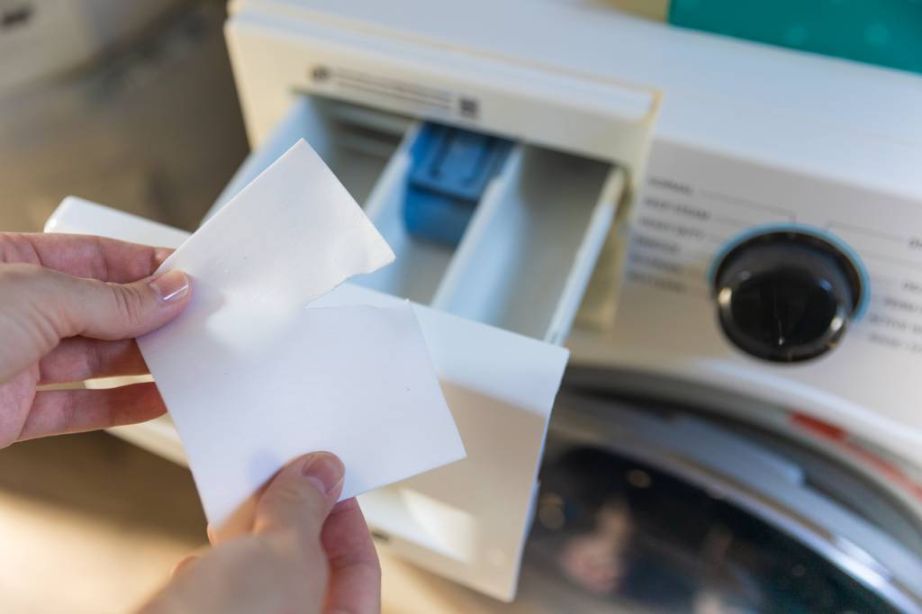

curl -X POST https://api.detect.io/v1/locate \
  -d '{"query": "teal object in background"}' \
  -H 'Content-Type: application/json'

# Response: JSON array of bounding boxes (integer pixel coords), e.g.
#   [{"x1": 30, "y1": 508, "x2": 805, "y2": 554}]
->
[{"x1": 668, "y1": 0, "x2": 922, "y2": 75}]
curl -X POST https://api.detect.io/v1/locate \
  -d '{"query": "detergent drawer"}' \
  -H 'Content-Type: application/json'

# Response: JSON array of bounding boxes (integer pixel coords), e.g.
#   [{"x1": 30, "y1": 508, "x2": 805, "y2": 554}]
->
[
  {"x1": 44, "y1": 92, "x2": 625, "y2": 602},
  {"x1": 209, "y1": 95, "x2": 624, "y2": 345}
]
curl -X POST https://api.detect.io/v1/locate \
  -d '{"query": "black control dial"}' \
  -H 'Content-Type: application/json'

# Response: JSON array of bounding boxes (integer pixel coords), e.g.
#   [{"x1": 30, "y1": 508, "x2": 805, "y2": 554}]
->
[{"x1": 712, "y1": 229, "x2": 865, "y2": 363}]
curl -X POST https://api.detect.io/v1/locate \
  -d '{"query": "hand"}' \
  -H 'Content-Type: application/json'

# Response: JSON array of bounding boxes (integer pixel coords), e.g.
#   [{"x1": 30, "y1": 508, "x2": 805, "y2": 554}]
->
[
  {"x1": 140, "y1": 452, "x2": 381, "y2": 614},
  {"x1": 0, "y1": 232, "x2": 190, "y2": 448}
]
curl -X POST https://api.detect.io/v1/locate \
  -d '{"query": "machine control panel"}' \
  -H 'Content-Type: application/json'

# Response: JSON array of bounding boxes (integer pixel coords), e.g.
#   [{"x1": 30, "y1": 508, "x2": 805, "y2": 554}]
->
[
  {"x1": 585, "y1": 138, "x2": 922, "y2": 464},
  {"x1": 711, "y1": 227, "x2": 867, "y2": 363}
]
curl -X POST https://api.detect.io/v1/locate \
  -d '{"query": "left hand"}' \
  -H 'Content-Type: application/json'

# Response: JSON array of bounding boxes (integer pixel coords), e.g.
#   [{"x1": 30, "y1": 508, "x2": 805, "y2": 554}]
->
[{"x1": 0, "y1": 232, "x2": 191, "y2": 448}]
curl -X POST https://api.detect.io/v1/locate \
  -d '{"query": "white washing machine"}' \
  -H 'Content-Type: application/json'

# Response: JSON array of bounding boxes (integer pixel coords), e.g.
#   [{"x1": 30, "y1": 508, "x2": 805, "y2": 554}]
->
[{"x1": 45, "y1": 0, "x2": 922, "y2": 610}]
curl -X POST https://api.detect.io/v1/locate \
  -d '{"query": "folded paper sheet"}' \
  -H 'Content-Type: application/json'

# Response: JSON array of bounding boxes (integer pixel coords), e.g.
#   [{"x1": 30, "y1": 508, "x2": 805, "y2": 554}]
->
[{"x1": 137, "y1": 140, "x2": 466, "y2": 528}]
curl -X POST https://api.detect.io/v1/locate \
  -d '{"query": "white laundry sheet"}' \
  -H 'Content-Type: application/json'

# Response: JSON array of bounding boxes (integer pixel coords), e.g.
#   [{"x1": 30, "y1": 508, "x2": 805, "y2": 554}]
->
[{"x1": 136, "y1": 140, "x2": 465, "y2": 530}]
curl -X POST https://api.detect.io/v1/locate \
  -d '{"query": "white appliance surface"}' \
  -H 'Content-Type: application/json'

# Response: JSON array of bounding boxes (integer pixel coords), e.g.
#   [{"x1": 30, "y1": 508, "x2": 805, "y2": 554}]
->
[
  {"x1": 571, "y1": 137, "x2": 922, "y2": 468},
  {"x1": 230, "y1": 0, "x2": 922, "y2": 199}
]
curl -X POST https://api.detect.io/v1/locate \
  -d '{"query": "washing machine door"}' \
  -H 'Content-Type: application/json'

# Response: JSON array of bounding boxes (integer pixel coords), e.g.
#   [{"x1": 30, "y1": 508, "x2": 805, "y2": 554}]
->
[{"x1": 518, "y1": 378, "x2": 922, "y2": 613}]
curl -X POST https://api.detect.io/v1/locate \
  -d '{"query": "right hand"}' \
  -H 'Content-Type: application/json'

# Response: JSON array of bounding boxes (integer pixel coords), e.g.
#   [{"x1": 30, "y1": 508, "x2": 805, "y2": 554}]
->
[{"x1": 139, "y1": 452, "x2": 381, "y2": 614}]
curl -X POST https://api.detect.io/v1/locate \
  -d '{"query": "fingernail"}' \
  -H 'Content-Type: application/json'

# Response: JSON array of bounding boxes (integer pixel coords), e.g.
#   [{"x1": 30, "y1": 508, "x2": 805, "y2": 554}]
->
[
  {"x1": 301, "y1": 452, "x2": 344, "y2": 495},
  {"x1": 150, "y1": 270, "x2": 190, "y2": 303}
]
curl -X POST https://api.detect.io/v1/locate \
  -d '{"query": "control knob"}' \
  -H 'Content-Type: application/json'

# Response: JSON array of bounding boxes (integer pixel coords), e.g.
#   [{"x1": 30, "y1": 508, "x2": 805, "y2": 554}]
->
[{"x1": 712, "y1": 228, "x2": 866, "y2": 363}]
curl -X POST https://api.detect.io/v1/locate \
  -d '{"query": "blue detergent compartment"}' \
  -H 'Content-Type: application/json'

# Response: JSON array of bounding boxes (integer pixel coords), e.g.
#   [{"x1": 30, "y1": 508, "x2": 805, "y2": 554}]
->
[
  {"x1": 355, "y1": 117, "x2": 618, "y2": 341},
  {"x1": 404, "y1": 122, "x2": 513, "y2": 246}
]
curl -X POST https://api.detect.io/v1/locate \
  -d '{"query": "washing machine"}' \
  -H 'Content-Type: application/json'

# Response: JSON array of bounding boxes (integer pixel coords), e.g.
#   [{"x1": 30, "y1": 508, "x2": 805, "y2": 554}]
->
[
  {"x1": 518, "y1": 370, "x2": 922, "y2": 612},
  {"x1": 43, "y1": 0, "x2": 922, "y2": 610}
]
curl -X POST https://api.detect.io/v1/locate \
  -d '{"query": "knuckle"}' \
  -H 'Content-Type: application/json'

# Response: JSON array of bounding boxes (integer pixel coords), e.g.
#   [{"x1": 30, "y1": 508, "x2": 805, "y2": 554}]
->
[
  {"x1": 85, "y1": 340, "x2": 104, "y2": 376},
  {"x1": 273, "y1": 479, "x2": 313, "y2": 503},
  {"x1": 265, "y1": 478, "x2": 326, "y2": 515},
  {"x1": 109, "y1": 284, "x2": 149, "y2": 326},
  {"x1": 0, "y1": 233, "x2": 38, "y2": 264}
]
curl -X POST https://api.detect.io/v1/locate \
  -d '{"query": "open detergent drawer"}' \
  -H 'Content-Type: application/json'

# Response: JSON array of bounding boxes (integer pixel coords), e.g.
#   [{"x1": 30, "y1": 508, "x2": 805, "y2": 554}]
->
[{"x1": 45, "y1": 84, "x2": 652, "y2": 600}]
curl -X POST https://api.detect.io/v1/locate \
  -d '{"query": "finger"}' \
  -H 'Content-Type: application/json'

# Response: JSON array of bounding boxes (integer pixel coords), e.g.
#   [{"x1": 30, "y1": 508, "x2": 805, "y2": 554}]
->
[
  {"x1": 322, "y1": 498, "x2": 381, "y2": 614},
  {"x1": 0, "y1": 232, "x2": 173, "y2": 282},
  {"x1": 171, "y1": 555, "x2": 200, "y2": 578},
  {"x1": 47, "y1": 266, "x2": 191, "y2": 340},
  {"x1": 38, "y1": 338, "x2": 148, "y2": 384},
  {"x1": 253, "y1": 452, "x2": 345, "y2": 546},
  {"x1": 21, "y1": 382, "x2": 167, "y2": 440},
  {"x1": 0, "y1": 264, "x2": 190, "y2": 381}
]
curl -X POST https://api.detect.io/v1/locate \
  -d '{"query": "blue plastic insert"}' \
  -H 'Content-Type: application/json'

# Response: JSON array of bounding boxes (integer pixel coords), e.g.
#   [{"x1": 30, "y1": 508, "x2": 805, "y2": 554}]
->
[{"x1": 404, "y1": 122, "x2": 513, "y2": 247}]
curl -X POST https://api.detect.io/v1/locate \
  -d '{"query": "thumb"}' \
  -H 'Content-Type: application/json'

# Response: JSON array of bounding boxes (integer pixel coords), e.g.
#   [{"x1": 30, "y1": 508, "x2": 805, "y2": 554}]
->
[
  {"x1": 0, "y1": 264, "x2": 190, "y2": 381},
  {"x1": 253, "y1": 452, "x2": 345, "y2": 544},
  {"x1": 21, "y1": 265, "x2": 189, "y2": 341}
]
